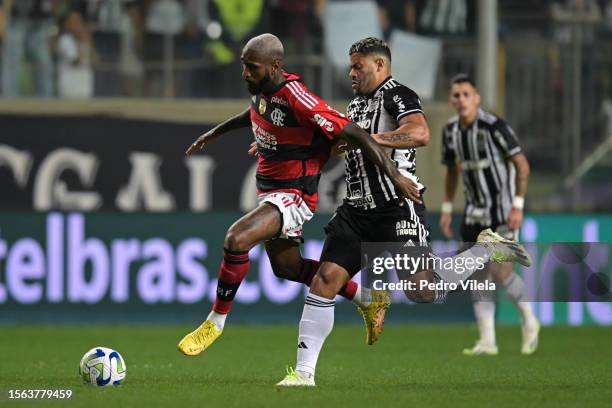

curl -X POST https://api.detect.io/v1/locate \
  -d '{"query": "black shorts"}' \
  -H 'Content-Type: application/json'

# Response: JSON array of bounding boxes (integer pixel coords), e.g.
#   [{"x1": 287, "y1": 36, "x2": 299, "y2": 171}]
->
[{"x1": 320, "y1": 199, "x2": 430, "y2": 277}]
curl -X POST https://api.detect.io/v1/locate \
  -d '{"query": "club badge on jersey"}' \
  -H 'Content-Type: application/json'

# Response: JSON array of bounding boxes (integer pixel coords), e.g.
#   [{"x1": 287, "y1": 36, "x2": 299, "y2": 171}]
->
[{"x1": 270, "y1": 108, "x2": 286, "y2": 126}]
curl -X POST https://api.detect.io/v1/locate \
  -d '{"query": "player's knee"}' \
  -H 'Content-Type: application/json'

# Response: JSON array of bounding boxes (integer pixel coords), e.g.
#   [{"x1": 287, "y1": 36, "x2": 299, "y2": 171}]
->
[{"x1": 223, "y1": 228, "x2": 250, "y2": 252}]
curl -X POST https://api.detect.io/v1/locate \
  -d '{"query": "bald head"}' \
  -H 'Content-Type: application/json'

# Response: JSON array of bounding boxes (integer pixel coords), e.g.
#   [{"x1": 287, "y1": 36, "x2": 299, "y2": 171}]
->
[
  {"x1": 241, "y1": 34, "x2": 286, "y2": 95},
  {"x1": 243, "y1": 33, "x2": 284, "y2": 62}
]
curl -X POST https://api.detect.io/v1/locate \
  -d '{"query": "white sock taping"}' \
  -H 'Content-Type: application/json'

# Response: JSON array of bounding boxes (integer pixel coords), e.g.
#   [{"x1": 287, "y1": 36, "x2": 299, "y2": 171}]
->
[
  {"x1": 351, "y1": 284, "x2": 371, "y2": 308},
  {"x1": 207, "y1": 310, "x2": 227, "y2": 330}
]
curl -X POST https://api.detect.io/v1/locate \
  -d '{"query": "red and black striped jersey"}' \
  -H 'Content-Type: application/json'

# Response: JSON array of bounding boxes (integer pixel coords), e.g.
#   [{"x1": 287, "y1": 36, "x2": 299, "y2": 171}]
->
[{"x1": 250, "y1": 72, "x2": 350, "y2": 211}]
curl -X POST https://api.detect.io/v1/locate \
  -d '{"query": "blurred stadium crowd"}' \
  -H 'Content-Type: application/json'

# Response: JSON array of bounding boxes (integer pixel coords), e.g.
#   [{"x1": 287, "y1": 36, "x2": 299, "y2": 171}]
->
[{"x1": 0, "y1": 0, "x2": 611, "y2": 99}]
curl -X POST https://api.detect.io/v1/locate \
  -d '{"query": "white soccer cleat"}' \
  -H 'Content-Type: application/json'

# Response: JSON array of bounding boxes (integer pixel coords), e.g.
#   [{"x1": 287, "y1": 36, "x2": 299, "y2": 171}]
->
[
  {"x1": 276, "y1": 367, "x2": 315, "y2": 387},
  {"x1": 477, "y1": 228, "x2": 532, "y2": 267},
  {"x1": 463, "y1": 341, "x2": 499, "y2": 356},
  {"x1": 521, "y1": 318, "x2": 540, "y2": 355}
]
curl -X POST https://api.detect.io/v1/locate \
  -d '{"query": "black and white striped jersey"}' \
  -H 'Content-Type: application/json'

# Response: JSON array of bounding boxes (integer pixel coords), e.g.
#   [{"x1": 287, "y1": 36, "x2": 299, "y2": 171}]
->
[
  {"x1": 345, "y1": 77, "x2": 425, "y2": 211},
  {"x1": 441, "y1": 108, "x2": 522, "y2": 227}
]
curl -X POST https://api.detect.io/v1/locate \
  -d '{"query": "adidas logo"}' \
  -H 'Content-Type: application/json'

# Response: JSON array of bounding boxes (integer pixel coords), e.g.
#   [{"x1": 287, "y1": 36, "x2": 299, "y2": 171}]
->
[{"x1": 297, "y1": 341, "x2": 308, "y2": 349}]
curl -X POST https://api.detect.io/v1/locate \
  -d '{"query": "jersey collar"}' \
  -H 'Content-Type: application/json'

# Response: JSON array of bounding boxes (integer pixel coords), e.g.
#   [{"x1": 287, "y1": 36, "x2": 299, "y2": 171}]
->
[
  {"x1": 262, "y1": 71, "x2": 301, "y2": 96},
  {"x1": 367, "y1": 76, "x2": 393, "y2": 98}
]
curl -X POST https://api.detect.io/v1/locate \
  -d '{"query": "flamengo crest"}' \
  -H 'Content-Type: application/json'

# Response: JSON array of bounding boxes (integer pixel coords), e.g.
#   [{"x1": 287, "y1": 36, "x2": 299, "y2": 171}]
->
[{"x1": 270, "y1": 108, "x2": 286, "y2": 126}]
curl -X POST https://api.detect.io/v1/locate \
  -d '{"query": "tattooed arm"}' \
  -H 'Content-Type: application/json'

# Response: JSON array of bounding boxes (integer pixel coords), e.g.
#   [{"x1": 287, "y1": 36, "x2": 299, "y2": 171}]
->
[{"x1": 372, "y1": 113, "x2": 430, "y2": 149}]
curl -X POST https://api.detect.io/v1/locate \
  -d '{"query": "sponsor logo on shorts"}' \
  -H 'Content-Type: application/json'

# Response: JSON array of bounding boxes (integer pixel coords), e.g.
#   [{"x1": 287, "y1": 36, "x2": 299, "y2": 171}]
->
[{"x1": 396, "y1": 220, "x2": 418, "y2": 237}]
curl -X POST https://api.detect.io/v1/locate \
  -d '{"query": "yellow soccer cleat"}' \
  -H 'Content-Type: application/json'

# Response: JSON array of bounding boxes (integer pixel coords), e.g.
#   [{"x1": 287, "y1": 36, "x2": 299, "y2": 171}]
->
[
  {"x1": 177, "y1": 320, "x2": 223, "y2": 356},
  {"x1": 357, "y1": 289, "x2": 391, "y2": 345}
]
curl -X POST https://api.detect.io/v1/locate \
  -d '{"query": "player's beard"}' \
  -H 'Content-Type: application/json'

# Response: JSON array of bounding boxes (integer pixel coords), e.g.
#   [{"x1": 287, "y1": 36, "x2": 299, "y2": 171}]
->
[
  {"x1": 352, "y1": 79, "x2": 369, "y2": 96},
  {"x1": 246, "y1": 73, "x2": 272, "y2": 95}
]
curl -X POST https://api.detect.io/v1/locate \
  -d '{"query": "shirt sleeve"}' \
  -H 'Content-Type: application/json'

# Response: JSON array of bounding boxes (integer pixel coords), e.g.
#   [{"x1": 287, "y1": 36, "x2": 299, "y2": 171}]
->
[
  {"x1": 492, "y1": 119, "x2": 521, "y2": 158},
  {"x1": 286, "y1": 81, "x2": 350, "y2": 140},
  {"x1": 441, "y1": 127, "x2": 456, "y2": 165},
  {"x1": 383, "y1": 85, "x2": 424, "y2": 122}
]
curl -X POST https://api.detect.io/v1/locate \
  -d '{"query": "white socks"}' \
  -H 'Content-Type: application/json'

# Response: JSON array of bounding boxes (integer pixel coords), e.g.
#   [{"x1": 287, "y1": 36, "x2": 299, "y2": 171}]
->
[
  {"x1": 502, "y1": 273, "x2": 537, "y2": 326},
  {"x1": 295, "y1": 292, "x2": 335, "y2": 377},
  {"x1": 473, "y1": 272, "x2": 537, "y2": 346},
  {"x1": 207, "y1": 310, "x2": 227, "y2": 330},
  {"x1": 351, "y1": 284, "x2": 372, "y2": 308},
  {"x1": 473, "y1": 301, "x2": 496, "y2": 346}
]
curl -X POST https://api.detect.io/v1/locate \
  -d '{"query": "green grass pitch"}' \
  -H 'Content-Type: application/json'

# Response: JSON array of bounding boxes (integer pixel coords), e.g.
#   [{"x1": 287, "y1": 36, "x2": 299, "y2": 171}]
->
[{"x1": 1, "y1": 324, "x2": 611, "y2": 407}]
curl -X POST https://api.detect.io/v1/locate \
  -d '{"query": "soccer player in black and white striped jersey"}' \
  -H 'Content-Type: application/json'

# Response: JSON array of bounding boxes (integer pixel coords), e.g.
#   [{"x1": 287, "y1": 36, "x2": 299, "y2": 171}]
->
[
  {"x1": 277, "y1": 39, "x2": 534, "y2": 387},
  {"x1": 440, "y1": 74, "x2": 540, "y2": 355}
]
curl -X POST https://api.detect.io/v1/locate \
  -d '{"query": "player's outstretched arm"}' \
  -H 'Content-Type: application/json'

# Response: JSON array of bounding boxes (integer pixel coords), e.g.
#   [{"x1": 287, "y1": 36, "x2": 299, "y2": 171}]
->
[
  {"x1": 186, "y1": 107, "x2": 251, "y2": 156},
  {"x1": 371, "y1": 113, "x2": 430, "y2": 149},
  {"x1": 339, "y1": 121, "x2": 421, "y2": 203}
]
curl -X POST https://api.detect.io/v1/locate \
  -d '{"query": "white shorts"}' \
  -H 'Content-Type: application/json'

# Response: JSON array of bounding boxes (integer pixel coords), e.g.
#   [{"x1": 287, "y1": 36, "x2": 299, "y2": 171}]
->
[{"x1": 258, "y1": 191, "x2": 314, "y2": 240}]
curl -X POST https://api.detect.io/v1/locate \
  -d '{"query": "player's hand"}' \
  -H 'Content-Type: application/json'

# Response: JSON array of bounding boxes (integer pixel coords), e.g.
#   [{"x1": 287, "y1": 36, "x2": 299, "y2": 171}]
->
[
  {"x1": 248, "y1": 141, "x2": 258, "y2": 156},
  {"x1": 186, "y1": 130, "x2": 217, "y2": 156},
  {"x1": 508, "y1": 207, "x2": 523, "y2": 231},
  {"x1": 392, "y1": 175, "x2": 422, "y2": 204},
  {"x1": 439, "y1": 212, "x2": 453, "y2": 238}
]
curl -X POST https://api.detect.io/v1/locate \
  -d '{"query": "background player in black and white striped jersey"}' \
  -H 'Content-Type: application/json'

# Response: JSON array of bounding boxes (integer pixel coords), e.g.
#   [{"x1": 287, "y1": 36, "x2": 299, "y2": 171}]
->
[
  {"x1": 440, "y1": 74, "x2": 540, "y2": 356},
  {"x1": 277, "y1": 38, "x2": 533, "y2": 387}
]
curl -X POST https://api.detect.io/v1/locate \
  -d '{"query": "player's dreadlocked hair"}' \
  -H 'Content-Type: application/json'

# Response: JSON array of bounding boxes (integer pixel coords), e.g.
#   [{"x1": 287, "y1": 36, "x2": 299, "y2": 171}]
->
[{"x1": 349, "y1": 37, "x2": 392, "y2": 62}]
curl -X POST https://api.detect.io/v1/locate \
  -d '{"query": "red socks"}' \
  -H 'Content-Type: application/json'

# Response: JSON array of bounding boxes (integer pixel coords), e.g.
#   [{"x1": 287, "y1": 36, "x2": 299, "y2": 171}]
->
[
  {"x1": 340, "y1": 279, "x2": 358, "y2": 300},
  {"x1": 213, "y1": 252, "x2": 359, "y2": 315},
  {"x1": 213, "y1": 249, "x2": 250, "y2": 314}
]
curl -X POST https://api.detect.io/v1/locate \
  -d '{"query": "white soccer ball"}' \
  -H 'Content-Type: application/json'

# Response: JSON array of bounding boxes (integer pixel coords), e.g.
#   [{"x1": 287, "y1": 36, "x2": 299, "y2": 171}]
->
[{"x1": 79, "y1": 347, "x2": 127, "y2": 386}]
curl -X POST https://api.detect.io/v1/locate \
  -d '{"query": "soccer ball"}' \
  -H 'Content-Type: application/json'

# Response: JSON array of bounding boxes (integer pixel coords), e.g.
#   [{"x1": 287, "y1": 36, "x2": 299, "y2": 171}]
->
[{"x1": 79, "y1": 347, "x2": 126, "y2": 386}]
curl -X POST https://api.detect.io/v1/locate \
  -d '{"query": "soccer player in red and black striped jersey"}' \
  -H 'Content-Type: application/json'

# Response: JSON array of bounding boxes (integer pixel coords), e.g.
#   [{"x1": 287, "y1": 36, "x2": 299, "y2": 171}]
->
[{"x1": 177, "y1": 33, "x2": 421, "y2": 356}]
